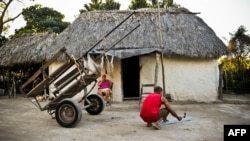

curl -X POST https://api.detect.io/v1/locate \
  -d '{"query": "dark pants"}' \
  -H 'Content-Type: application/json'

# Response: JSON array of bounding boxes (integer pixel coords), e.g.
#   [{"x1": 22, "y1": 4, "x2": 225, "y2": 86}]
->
[{"x1": 158, "y1": 108, "x2": 169, "y2": 121}]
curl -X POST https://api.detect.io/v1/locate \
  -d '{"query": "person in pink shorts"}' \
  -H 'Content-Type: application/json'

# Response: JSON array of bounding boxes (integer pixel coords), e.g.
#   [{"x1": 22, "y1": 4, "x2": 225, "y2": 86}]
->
[{"x1": 97, "y1": 74, "x2": 113, "y2": 104}]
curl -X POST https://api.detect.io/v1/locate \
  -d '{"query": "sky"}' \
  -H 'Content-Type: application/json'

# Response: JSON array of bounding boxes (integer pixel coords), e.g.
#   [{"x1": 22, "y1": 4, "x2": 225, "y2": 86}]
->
[{"x1": 8, "y1": 0, "x2": 250, "y2": 44}]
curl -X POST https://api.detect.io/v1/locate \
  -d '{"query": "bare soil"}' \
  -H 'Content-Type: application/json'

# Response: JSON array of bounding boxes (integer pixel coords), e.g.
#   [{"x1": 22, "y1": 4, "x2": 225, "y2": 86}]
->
[{"x1": 0, "y1": 94, "x2": 250, "y2": 141}]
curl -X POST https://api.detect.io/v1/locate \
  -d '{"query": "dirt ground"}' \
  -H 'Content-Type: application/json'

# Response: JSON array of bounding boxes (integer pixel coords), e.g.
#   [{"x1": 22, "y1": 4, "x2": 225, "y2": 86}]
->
[{"x1": 0, "y1": 94, "x2": 250, "y2": 141}]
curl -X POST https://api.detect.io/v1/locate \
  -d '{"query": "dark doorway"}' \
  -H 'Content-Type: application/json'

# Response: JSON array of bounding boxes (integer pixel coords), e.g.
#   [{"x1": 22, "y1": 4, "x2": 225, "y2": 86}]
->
[{"x1": 121, "y1": 56, "x2": 140, "y2": 99}]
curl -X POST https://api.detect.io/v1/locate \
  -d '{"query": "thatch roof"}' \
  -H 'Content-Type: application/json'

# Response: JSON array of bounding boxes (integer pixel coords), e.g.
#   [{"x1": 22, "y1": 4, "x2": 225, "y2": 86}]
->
[
  {"x1": 0, "y1": 8, "x2": 228, "y2": 66},
  {"x1": 0, "y1": 32, "x2": 57, "y2": 66},
  {"x1": 47, "y1": 8, "x2": 228, "y2": 59}
]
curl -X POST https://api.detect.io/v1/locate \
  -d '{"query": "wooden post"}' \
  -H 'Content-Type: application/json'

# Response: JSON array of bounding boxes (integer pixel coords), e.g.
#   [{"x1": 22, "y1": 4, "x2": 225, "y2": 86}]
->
[
  {"x1": 160, "y1": 53, "x2": 166, "y2": 97},
  {"x1": 218, "y1": 64, "x2": 223, "y2": 100},
  {"x1": 154, "y1": 53, "x2": 159, "y2": 85},
  {"x1": 157, "y1": 1, "x2": 166, "y2": 97}
]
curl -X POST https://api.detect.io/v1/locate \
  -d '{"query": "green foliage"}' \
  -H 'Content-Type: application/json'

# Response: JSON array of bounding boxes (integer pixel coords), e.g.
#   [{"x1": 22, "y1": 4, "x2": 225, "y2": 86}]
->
[
  {"x1": 80, "y1": 0, "x2": 120, "y2": 13},
  {"x1": 219, "y1": 56, "x2": 250, "y2": 72},
  {"x1": 129, "y1": 0, "x2": 148, "y2": 10},
  {"x1": 14, "y1": 4, "x2": 70, "y2": 35},
  {"x1": 0, "y1": 0, "x2": 34, "y2": 36},
  {"x1": 228, "y1": 26, "x2": 250, "y2": 58},
  {"x1": 0, "y1": 35, "x2": 8, "y2": 47},
  {"x1": 220, "y1": 26, "x2": 250, "y2": 93},
  {"x1": 102, "y1": 0, "x2": 121, "y2": 10},
  {"x1": 129, "y1": 0, "x2": 180, "y2": 10},
  {"x1": 149, "y1": 0, "x2": 177, "y2": 8},
  {"x1": 82, "y1": 0, "x2": 103, "y2": 12}
]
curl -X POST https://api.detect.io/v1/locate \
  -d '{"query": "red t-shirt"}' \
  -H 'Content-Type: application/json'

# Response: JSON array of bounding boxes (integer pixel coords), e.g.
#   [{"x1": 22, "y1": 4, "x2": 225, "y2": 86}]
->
[{"x1": 140, "y1": 93, "x2": 162, "y2": 122}]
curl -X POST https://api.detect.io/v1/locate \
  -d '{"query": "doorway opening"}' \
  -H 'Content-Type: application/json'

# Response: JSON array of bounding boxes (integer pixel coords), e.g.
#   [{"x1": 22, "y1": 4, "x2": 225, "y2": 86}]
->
[{"x1": 121, "y1": 56, "x2": 140, "y2": 100}]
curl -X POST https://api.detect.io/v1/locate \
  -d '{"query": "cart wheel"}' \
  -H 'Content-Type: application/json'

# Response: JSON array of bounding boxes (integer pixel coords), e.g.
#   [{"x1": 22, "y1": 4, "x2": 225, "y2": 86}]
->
[
  {"x1": 84, "y1": 94, "x2": 104, "y2": 115},
  {"x1": 55, "y1": 98, "x2": 82, "y2": 128}
]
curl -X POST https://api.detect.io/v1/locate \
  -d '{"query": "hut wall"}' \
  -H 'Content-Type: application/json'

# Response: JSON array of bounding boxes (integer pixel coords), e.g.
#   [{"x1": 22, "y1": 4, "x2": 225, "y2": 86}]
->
[
  {"x1": 48, "y1": 54, "x2": 219, "y2": 103},
  {"x1": 101, "y1": 58, "x2": 123, "y2": 102},
  {"x1": 140, "y1": 54, "x2": 219, "y2": 102},
  {"x1": 139, "y1": 54, "x2": 158, "y2": 94}
]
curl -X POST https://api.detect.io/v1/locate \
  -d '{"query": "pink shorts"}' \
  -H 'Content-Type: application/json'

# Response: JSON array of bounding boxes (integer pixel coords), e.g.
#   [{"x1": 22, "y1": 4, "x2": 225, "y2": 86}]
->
[{"x1": 100, "y1": 88, "x2": 111, "y2": 92}]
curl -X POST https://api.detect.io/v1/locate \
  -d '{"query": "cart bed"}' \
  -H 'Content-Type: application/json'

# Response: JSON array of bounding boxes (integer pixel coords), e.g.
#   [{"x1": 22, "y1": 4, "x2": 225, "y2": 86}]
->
[{"x1": 20, "y1": 47, "x2": 99, "y2": 111}]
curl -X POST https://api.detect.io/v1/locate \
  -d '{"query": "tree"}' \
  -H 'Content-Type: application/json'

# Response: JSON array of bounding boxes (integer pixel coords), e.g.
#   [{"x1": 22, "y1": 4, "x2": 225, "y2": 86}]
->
[
  {"x1": 102, "y1": 0, "x2": 120, "y2": 10},
  {"x1": 14, "y1": 4, "x2": 70, "y2": 35},
  {"x1": 129, "y1": 0, "x2": 180, "y2": 10},
  {"x1": 80, "y1": 0, "x2": 120, "y2": 13},
  {"x1": 0, "y1": 35, "x2": 8, "y2": 47},
  {"x1": 129, "y1": 0, "x2": 148, "y2": 10},
  {"x1": 228, "y1": 26, "x2": 250, "y2": 58},
  {"x1": 222, "y1": 26, "x2": 250, "y2": 72},
  {"x1": 81, "y1": 0, "x2": 103, "y2": 12},
  {"x1": 0, "y1": 0, "x2": 34, "y2": 36},
  {"x1": 0, "y1": 0, "x2": 34, "y2": 47},
  {"x1": 219, "y1": 26, "x2": 250, "y2": 93},
  {"x1": 149, "y1": 0, "x2": 180, "y2": 8}
]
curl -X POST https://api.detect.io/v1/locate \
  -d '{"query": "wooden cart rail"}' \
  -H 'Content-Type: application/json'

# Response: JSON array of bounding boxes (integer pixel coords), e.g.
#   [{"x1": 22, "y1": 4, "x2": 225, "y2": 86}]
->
[
  {"x1": 21, "y1": 48, "x2": 67, "y2": 90},
  {"x1": 20, "y1": 47, "x2": 98, "y2": 110}
]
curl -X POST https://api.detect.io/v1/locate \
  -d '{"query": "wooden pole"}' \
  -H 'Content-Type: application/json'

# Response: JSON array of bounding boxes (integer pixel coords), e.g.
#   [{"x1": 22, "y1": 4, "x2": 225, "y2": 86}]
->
[
  {"x1": 154, "y1": 53, "x2": 159, "y2": 85},
  {"x1": 218, "y1": 64, "x2": 223, "y2": 100},
  {"x1": 157, "y1": 1, "x2": 166, "y2": 97}
]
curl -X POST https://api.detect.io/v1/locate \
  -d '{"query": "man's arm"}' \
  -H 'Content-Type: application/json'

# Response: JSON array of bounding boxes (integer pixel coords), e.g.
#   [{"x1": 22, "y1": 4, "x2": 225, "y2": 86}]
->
[
  {"x1": 161, "y1": 97, "x2": 182, "y2": 121},
  {"x1": 97, "y1": 80, "x2": 102, "y2": 87}
]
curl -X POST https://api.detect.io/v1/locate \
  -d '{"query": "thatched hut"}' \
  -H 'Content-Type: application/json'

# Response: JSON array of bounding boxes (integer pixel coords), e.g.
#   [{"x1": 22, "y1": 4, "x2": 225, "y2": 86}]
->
[
  {"x1": 1, "y1": 8, "x2": 228, "y2": 102},
  {"x1": 0, "y1": 32, "x2": 57, "y2": 95},
  {"x1": 44, "y1": 8, "x2": 228, "y2": 102},
  {"x1": 0, "y1": 32, "x2": 57, "y2": 66}
]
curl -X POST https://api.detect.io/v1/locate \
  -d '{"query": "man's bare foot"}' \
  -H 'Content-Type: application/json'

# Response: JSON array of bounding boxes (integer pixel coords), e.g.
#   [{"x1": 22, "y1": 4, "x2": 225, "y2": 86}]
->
[{"x1": 152, "y1": 122, "x2": 161, "y2": 130}]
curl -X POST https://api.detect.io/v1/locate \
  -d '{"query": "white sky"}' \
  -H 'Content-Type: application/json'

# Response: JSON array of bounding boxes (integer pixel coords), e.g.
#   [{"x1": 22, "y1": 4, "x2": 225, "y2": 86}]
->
[{"x1": 8, "y1": 0, "x2": 250, "y2": 44}]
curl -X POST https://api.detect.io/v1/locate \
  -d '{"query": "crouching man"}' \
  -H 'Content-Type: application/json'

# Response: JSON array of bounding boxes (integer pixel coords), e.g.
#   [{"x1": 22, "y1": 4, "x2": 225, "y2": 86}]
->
[{"x1": 140, "y1": 86, "x2": 182, "y2": 130}]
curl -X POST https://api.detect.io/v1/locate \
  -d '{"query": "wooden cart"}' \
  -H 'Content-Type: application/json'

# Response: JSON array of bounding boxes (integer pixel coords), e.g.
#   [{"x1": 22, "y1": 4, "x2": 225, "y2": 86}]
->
[
  {"x1": 20, "y1": 47, "x2": 105, "y2": 127},
  {"x1": 19, "y1": 11, "x2": 140, "y2": 128}
]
